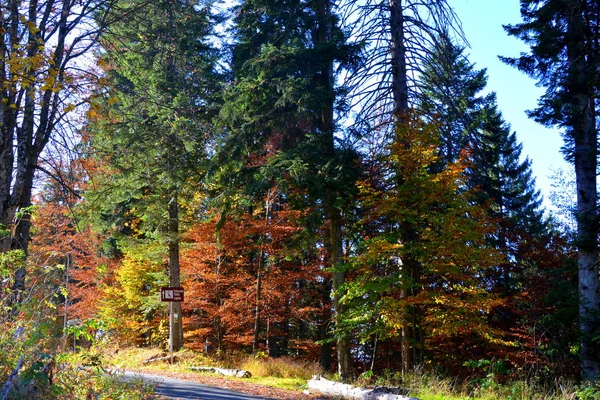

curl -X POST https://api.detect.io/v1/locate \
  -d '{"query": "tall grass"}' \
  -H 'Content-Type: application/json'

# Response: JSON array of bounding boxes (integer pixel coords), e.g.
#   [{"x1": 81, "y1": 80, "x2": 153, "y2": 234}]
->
[{"x1": 240, "y1": 356, "x2": 323, "y2": 379}]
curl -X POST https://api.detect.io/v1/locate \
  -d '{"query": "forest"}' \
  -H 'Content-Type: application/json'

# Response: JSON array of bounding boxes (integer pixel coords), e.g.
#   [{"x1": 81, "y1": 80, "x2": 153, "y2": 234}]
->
[{"x1": 0, "y1": 0, "x2": 599, "y2": 398}]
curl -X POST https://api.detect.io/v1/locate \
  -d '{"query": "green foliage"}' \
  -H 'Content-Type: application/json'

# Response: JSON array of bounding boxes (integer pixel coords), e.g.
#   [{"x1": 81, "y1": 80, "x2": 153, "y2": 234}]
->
[
  {"x1": 0, "y1": 249, "x2": 25, "y2": 280},
  {"x1": 84, "y1": 0, "x2": 221, "y2": 245},
  {"x1": 49, "y1": 352, "x2": 155, "y2": 399},
  {"x1": 65, "y1": 318, "x2": 108, "y2": 345},
  {"x1": 576, "y1": 382, "x2": 600, "y2": 400},
  {"x1": 341, "y1": 117, "x2": 501, "y2": 353}
]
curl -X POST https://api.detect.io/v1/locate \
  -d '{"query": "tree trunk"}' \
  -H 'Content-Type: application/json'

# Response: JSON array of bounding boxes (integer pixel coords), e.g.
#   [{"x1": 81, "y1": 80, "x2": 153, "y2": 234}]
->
[
  {"x1": 390, "y1": 0, "x2": 424, "y2": 374},
  {"x1": 315, "y1": 0, "x2": 352, "y2": 382},
  {"x1": 168, "y1": 191, "x2": 183, "y2": 352},
  {"x1": 390, "y1": 0, "x2": 409, "y2": 116},
  {"x1": 320, "y1": 286, "x2": 333, "y2": 372},
  {"x1": 566, "y1": 0, "x2": 600, "y2": 382},
  {"x1": 568, "y1": 0, "x2": 600, "y2": 381},
  {"x1": 253, "y1": 251, "x2": 262, "y2": 353}
]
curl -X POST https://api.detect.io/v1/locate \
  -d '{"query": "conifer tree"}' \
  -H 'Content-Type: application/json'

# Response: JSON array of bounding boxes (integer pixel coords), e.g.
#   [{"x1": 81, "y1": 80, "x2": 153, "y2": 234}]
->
[
  {"x1": 215, "y1": 0, "x2": 358, "y2": 379},
  {"x1": 420, "y1": 35, "x2": 547, "y2": 256},
  {"x1": 85, "y1": 0, "x2": 221, "y2": 352},
  {"x1": 419, "y1": 33, "x2": 489, "y2": 164},
  {"x1": 502, "y1": 0, "x2": 600, "y2": 380}
]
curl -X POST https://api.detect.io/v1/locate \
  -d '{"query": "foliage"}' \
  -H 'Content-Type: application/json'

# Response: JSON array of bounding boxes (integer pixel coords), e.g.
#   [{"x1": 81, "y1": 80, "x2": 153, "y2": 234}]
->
[
  {"x1": 342, "y1": 115, "x2": 503, "y2": 373},
  {"x1": 503, "y1": 0, "x2": 600, "y2": 381},
  {"x1": 48, "y1": 353, "x2": 155, "y2": 399},
  {"x1": 0, "y1": 0, "x2": 585, "y2": 393},
  {"x1": 240, "y1": 356, "x2": 323, "y2": 379},
  {"x1": 181, "y1": 204, "x2": 323, "y2": 355},
  {"x1": 100, "y1": 251, "x2": 168, "y2": 346}
]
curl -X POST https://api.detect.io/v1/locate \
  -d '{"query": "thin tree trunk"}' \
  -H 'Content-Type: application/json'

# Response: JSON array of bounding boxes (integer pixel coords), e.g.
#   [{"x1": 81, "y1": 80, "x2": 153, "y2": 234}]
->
[
  {"x1": 253, "y1": 252, "x2": 263, "y2": 353},
  {"x1": 390, "y1": 0, "x2": 423, "y2": 374},
  {"x1": 320, "y1": 285, "x2": 333, "y2": 372},
  {"x1": 168, "y1": 191, "x2": 183, "y2": 352}
]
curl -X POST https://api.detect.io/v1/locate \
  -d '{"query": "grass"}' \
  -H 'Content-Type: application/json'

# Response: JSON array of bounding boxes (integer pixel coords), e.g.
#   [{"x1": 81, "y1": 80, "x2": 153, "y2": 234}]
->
[
  {"x1": 103, "y1": 346, "x2": 319, "y2": 392},
  {"x1": 100, "y1": 347, "x2": 593, "y2": 399}
]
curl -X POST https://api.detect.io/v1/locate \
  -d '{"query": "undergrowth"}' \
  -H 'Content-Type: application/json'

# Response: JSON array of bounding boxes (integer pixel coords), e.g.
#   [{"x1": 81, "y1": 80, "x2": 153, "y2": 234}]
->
[{"x1": 102, "y1": 346, "x2": 599, "y2": 399}]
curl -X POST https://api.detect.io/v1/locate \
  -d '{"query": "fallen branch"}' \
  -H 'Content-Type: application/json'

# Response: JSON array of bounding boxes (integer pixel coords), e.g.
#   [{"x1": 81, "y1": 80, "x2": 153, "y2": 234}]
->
[
  {"x1": 190, "y1": 366, "x2": 252, "y2": 378},
  {"x1": 307, "y1": 376, "x2": 418, "y2": 400},
  {"x1": 143, "y1": 355, "x2": 177, "y2": 364}
]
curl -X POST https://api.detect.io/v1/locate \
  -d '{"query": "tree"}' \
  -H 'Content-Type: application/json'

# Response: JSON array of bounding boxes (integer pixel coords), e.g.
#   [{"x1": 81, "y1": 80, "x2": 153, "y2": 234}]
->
[
  {"x1": 418, "y1": 32, "x2": 489, "y2": 164},
  {"x1": 181, "y1": 201, "x2": 323, "y2": 356},
  {"x1": 419, "y1": 36, "x2": 577, "y2": 379},
  {"x1": 0, "y1": 0, "x2": 120, "y2": 305},
  {"x1": 342, "y1": 116, "x2": 501, "y2": 374},
  {"x1": 340, "y1": 0, "x2": 463, "y2": 374},
  {"x1": 85, "y1": 0, "x2": 221, "y2": 352},
  {"x1": 216, "y1": 0, "x2": 358, "y2": 380},
  {"x1": 503, "y1": 0, "x2": 600, "y2": 381},
  {"x1": 341, "y1": 0, "x2": 461, "y2": 127},
  {"x1": 28, "y1": 157, "x2": 115, "y2": 328},
  {"x1": 420, "y1": 34, "x2": 548, "y2": 242}
]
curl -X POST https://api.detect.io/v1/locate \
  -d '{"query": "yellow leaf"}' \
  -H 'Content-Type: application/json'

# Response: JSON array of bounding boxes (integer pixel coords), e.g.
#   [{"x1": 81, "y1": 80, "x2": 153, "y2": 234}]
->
[{"x1": 107, "y1": 96, "x2": 119, "y2": 106}]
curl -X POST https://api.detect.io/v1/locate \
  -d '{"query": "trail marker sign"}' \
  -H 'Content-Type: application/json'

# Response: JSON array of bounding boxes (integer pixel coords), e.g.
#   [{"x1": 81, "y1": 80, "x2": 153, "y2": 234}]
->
[{"x1": 161, "y1": 287, "x2": 184, "y2": 302}]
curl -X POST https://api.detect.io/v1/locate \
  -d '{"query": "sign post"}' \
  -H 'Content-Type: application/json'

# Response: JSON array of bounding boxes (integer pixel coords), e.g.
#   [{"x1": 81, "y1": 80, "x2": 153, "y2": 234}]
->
[{"x1": 161, "y1": 287, "x2": 184, "y2": 363}]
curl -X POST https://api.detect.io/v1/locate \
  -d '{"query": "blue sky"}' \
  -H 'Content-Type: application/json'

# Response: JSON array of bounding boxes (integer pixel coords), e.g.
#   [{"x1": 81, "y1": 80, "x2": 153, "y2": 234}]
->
[{"x1": 450, "y1": 0, "x2": 570, "y2": 209}]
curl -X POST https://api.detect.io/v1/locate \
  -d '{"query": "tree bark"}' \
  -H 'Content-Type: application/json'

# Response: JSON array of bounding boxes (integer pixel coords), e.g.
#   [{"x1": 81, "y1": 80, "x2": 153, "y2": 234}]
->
[
  {"x1": 315, "y1": 0, "x2": 353, "y2": 382},
  {"x1": 253, "y1": 251, "x2": 263, "y2": 353},
  {"x1": 567, "y1": 0, "x2": 600, "y2": 381},
  {"x1": 168, "y1": 191, "x2": 183, "y2": 352},
  {"x1": 390, "y1": 0, "x2": 409, "y2": 116}
]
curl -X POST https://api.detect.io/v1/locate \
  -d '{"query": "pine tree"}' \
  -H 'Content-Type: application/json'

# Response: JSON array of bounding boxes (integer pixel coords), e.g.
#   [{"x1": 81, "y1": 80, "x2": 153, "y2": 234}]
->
[
  {"x1": 419, "y1": 33, "x2": 489, "y2": 164},
  {"x1": 85, "y1": 0, "x2": 221, "y2": 352},
  {"x1": 502, "y1": 0, "x2": 600, "y2": 380},
  {"x1": 215, "y1": 0, "x2": 358, "y2": 379}
]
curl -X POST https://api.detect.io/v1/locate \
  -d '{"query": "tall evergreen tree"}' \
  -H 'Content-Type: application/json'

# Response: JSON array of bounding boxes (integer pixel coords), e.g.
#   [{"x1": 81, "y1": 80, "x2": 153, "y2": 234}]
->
[
  {"x1": 420, "y1": 35, "x2": 547, "y2": 243},
  {"x1": 85, "y1": 0, "x2": 221, "y2": 352},
  {"x1": 419, "y1": 33, "x2": 489, "y2": 164},
  {"x1": 502, "y1": 0, "x2": 600, "y2": 380},
  {"x1": 215, "y1": 0, "x2": 358, "y2": 380}
]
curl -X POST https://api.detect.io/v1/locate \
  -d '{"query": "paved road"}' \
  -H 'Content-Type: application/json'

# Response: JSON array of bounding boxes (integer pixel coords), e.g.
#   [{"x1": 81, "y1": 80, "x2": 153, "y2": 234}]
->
[{"x1": 122, "y1": 371, "x2": 269, "y2": 400}]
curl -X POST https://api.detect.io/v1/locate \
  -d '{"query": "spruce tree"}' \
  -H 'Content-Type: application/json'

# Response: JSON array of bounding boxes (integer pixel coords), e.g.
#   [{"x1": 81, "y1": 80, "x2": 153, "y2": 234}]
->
[
  {"x1": 419, "y1": 33, "x2": 489, "y2": 164},
  {"x1": 85, "y1": 0, "x2": 221, "y2": 352},
  {"x1": 502, "y1": 0, "x2": 600, "y2": 380},
  {"x1": 215, "y1": 0, "x2": 358, "y2": 379},
  {"x1": 420, "y1": 36, "x2": 547, "y2": 239},
  {"x1": 419, "y1": 36, "x2": 551, "y2": 333}
]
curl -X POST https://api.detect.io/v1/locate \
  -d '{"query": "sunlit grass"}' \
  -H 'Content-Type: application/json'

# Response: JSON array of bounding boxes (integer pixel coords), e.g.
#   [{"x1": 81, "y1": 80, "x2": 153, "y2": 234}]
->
[{"x1": 101, "y1": 347, "x2": 589, "y2": 399}]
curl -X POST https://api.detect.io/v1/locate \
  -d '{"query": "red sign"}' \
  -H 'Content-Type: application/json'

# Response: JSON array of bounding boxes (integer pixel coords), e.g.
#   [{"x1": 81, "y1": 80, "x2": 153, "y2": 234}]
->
[{"x1": 161, "y1": 287, "x2": 184, "y2": 302}]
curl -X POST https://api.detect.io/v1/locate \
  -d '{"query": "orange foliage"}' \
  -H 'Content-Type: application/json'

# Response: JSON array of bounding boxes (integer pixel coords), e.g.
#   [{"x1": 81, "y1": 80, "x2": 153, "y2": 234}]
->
[{"x1": 181, "y1": 196, "x2": 323, "y2": 355}]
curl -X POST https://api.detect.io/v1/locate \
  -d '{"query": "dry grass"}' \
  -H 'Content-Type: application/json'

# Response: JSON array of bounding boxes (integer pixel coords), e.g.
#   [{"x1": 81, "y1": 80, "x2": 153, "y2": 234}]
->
[{"x1": 240, "y1": 355, "x2": 323, "y2": 379}]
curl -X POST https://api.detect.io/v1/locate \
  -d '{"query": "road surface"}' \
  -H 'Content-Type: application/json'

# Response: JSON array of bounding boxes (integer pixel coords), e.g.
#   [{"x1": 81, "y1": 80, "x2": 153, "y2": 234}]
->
[{"x1": 122, "y1": 371, "x2": 269, "y2": 400}]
